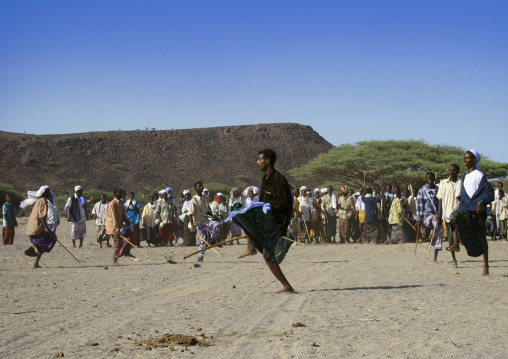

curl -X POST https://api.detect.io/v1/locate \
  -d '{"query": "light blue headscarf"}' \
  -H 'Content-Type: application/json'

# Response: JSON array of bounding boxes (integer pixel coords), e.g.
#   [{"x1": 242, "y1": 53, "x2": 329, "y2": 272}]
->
[{"x1": 468, "y1": 149, "x2": 480, "y2": 171}]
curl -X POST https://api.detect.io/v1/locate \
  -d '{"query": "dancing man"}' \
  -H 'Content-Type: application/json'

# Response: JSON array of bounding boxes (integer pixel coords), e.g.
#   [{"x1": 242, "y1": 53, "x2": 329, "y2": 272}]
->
[
  {"x1": 448, "y1": 150, "x2": 494, "y2": 275},
  {"x1": 22, "y1": 186, "x2": 57, "y2": 268},
  {"x1": 235, "y1": 149, "x2": 294, "y2": 293}
]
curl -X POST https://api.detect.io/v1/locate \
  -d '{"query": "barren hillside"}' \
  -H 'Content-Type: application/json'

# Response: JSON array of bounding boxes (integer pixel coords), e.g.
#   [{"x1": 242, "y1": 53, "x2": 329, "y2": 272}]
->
[{"x1": 0, "y1": 123, "x2": 332, "y2": 194}]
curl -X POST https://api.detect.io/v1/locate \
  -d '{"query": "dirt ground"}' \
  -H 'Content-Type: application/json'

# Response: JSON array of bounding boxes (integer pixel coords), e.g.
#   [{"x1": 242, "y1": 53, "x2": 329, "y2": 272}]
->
[{"x1": 1, "y1": 221, "x2": 507, "y2": 358}]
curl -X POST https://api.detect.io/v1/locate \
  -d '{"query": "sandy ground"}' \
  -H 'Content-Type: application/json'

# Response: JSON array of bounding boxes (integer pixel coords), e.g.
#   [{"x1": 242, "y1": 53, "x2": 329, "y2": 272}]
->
[{"x1": 1, "y1": 220, "x2": 508, "y2": 359}]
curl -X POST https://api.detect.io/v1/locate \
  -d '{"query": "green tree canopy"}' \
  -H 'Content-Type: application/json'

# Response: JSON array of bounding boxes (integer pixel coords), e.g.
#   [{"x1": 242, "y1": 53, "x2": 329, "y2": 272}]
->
[{"x1": 290, "y1": 140, "x2": 508, "y2": 189}]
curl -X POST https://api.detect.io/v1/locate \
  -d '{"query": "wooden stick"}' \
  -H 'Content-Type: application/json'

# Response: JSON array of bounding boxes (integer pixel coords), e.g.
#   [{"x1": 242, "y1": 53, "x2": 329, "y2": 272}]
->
[
  {"x1": 48, "y1": 231, "x2": 81, "y2": 263},
  {"x1": 426, "y1": 238, "x2": 433, "y2": 259},
  {"x1": 414, "y1": 225, "x2": 420, "y2": 256},
  {"x1": 119, "y1": 235, "x2": 150, "y2": 258},
  {"x1": 300, "y1": 214, "x2": 311, "y2": 241},
  {"x1": 195, "y1": 232, "x2": 221, "y2": 257},
  {"x1": 282, "y1": 236, "x2": 304, "y2": 245},
  {"x1": 419, "y1": 228, "x2": 446, "y2": 245},
  {"x1": 56, "y1": 238, "x2": 81, "y2": 263},
  {"x1": 184, "y1": 235, "x2": 248, "y2": 259},
  {"x1": 64, "y1": 221, "x2": 69, "y2": 246}
]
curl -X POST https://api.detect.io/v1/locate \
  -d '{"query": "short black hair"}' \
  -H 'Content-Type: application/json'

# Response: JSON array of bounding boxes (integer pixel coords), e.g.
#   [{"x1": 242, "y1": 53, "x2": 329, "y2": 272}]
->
[
  {"x1": 365, "y1": 187, "x2": 373, "y2": 194},
  {"x1": 114, "y1": 188, "x2": 122, "y2": 195},
  {"x1": 194, "y1": 181, "x2": 203, "y2": 189},
  {"x1": 258, "y1": 149, "x2": 277, "y2": 165},
  {"x1": 450, "y1": 164, "x2": 460, "y2": 172},
  {"x1": 498, "y1": 182, "x2": 504, "y2": 187},
  {"x1": 426, "y1": 172, "x2": 436, "y2": 179},
  {"x1": 129, "y1": 191, "x2": 135, "y2": 196}
]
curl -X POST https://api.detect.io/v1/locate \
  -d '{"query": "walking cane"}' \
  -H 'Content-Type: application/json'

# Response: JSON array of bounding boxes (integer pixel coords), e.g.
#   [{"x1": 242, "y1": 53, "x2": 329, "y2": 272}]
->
[{"x1": 119, "y1": 235, "x2": 150, "y2": 258}]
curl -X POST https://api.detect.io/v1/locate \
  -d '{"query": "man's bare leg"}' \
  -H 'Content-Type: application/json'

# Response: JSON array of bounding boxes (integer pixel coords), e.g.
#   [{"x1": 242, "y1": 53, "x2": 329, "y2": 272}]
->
[
  {"x1": 263, "y1": 249, "x2": 294, "y2": 293},
  {"x1": 482, "y1": 249, "x2": 489, "y2": 276},
  {"x1": 79, "y1": 238, "x2": 83, "y2": 248},
  {"x1": 34, "y1": 254, "x2": 42, "y2": 268},
  {"x1": 447, "y1": 231, "x2": 460, "y2": 252},
  {"x1": 237, "y1": 237, "x2": 257, "y2": 258},
  {"x1": 433, "y1": 249, "x2": 439, "y2": 262},
  {"x1": 450, "y1": 251, "x2": 457, "y2": 267},
  {"x1": 72, "y1": 240, "x2": 76, "y2": 248},
  {"x1": 113, "y1": 258, "x2": 119, "y2": 265}
]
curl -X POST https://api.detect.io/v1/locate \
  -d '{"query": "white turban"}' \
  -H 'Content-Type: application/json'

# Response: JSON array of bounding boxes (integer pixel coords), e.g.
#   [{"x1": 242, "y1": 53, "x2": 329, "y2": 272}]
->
[
  {"x1": 217, "y1": 192, "x2": 224, "y2": 197},
  {"x1": 20, "y1": 185, "x2": 49, "y2": 208},
  {"x1": 203, "y1": 188, "x2": 209, "y2": 193},
  {"x1": 74, "y1": 185, "x2": 82, "y2": 192},
  {"x1": 300, "y1": 186, "x2": 308, "y2": 192},
  {"x1": 158, "y1": 190, "x2": 166, "y2": 195},
  {"x1": 468, "y1": 149, "x2": 481, "y2": 170},
  {"x1": 182, "y1": 190, "x2": 190, "y2": 195}
]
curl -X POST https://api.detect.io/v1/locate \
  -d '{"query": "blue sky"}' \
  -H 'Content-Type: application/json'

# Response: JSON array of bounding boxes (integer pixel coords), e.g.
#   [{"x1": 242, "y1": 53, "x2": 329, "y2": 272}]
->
[{"x1": 1, "y1": 0, "x2": 507, "y2": 162}]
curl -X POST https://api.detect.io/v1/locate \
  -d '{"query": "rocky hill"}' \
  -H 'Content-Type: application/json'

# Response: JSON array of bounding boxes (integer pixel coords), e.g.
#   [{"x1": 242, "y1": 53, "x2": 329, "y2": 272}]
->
[{"x1": 0, "y1": 123, "x2": 332, "y2": 194}]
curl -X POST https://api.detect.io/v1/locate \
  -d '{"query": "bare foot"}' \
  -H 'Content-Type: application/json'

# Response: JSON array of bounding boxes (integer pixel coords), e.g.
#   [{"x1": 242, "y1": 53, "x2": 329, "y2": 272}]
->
[
  {"x1": 446, "y1": 244, "x2": 460, "y2": 252},
  {"x1": 276, "y1": 287, "x2": 295, "y2": 293},
  {"x1": 482, "y1": 267, "x2": 489, "y2": 276},
  {"x1": 33, "y1": 264, "x2": 42, "y2": 269},
  {"x1": 107, "y1": 244, "x2": 112, "y2": 248},
  {"x1": 113, "y1": 259, "x2": 119, "y2": 265},
  {"x1": 237, "y1": 249, "x2": 257, "y2": 259},
  {"x1": 197, "y1": 258, "x2": 203, "y2": 262}
]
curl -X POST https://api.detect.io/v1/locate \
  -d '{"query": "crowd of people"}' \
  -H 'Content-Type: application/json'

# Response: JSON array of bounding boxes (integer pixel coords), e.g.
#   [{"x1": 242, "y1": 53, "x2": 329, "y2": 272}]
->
[{"x1": 1, "y1": 148, "x2": 502, "y2": 278}]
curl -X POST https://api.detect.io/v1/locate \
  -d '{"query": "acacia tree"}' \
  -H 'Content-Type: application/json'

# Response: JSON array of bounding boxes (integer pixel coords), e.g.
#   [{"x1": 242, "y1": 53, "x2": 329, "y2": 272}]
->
[{"x1": 290, "y1": 140, "x2": 508, "y2": 189}]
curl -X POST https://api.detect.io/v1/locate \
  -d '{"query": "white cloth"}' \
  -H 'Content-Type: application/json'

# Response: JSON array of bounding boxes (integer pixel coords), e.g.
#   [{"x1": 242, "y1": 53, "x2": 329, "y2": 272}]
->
[
  {"x1": 74, "y1": 185, "x2": 82, "y2": 191},
  {"x1": 331, "y1": 191, "x2": 337, "y2": 210},
  {"x1": 463, "y1": 170, "x2": 484, "y2": 198},
  {"x1": 297, "y1": 195, "x2": 312, "y2": 221},
  {"x1": 468, "y1": 149, "x2": 481, "y2": 170},
  {"x1": 436, "y1": 178, "x2": 462, "y2": 222},
  {"x1": 242, "y1": 186, "x2": 259, "y2": 197},
  {"x1": 20, "y1": 185, "x2": 49, "y2": 208},
  {"x1": 244, "y1": 196, "x2": 259, "y2": 206},
  {"x1": 92, "y1": 201, "x2": 108, "y2": 226},
  {"x1": 47, "y1": 200, "x2": 59, "y2": 225}
]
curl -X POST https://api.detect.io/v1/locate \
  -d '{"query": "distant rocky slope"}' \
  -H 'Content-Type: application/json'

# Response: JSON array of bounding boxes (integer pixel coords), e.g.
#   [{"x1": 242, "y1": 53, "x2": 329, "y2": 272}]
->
[{"x1": 0, "y1": 123, "x2": 332, "y2": 194}]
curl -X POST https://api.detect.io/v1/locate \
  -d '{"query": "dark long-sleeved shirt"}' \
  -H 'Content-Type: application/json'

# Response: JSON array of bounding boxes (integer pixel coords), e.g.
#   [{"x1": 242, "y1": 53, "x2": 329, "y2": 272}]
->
[{"x1": 259, "y1": 169, "x2": 292, "y2": 232}]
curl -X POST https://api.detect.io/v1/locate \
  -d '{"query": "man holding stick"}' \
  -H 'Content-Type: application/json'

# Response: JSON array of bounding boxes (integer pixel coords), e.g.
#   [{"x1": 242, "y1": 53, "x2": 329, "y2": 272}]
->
[
  {"x1": 235, "y1": 149, "x2": 295, "y2": 293},
  {"x1": 106, "y1": 188, "x2": 131, "y2": 265},
  {"x1": 188, "y1": 181, "x2": 213, "y2": 262}
]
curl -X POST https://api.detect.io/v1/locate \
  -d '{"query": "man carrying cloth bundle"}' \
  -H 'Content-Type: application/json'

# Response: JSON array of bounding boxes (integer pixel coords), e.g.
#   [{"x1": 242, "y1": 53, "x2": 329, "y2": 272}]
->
[
  {"x1": 448, "y1": 149, "x2": 494, "y2": 276},
  {"x1": 234, "y1": 149, "x2": 294, "y2": 293}
]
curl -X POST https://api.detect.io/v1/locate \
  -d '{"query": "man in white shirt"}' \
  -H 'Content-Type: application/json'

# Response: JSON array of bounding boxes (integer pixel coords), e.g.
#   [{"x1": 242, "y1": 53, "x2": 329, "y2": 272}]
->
[
  {"x1": 92, "y1": 194, "x2": 110, "y2": 248},
  {"x1": 188, "y1": 181, "x2": 212, "y2": 262},
  {"x1": 436, "y1": 164, "x2": 462, "y2": 266}
]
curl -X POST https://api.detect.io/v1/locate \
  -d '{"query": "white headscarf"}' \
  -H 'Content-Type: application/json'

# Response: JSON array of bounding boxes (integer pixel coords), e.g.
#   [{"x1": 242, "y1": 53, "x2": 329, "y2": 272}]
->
[
  {"x1": 468, "y1": 149, "x2": 481, "y2": 170},
  {"x1": 74, "y1": 185, "x2": 82, "y2": 192},
  {"x1": 20, "y1": 185, "x2": 49, "y2": 208},
  {"x1": 182, "y1": 190, "x2": 190, "y2": 195},
  {"x1": 242, "y1": 186, "x2": 260, "y2": 197}
]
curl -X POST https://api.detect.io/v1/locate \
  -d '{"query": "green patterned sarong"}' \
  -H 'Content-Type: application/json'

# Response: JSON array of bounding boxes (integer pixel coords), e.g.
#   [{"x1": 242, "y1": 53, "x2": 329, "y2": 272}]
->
[{"x1": 232, "y1": 206, "x2": 293, "y2": 264}]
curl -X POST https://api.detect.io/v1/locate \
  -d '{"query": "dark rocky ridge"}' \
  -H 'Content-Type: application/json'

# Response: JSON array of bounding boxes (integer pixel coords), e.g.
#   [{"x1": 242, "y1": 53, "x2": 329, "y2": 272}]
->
[{"x1": 0, "y1": 123, "x2": 332, "y2": 193}]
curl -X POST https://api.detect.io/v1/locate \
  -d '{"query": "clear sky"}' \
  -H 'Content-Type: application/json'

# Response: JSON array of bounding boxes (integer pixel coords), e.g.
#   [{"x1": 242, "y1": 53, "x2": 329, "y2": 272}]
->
[{"x1": 1, "y1": 0, "x2": 507, "y2": 162}]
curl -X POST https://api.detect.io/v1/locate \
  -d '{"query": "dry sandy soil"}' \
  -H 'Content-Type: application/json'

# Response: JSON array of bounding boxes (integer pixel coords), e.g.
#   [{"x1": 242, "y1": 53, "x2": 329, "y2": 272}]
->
[{"x1": 1, "y1": 220, "x2": 507, "y2": 359}]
